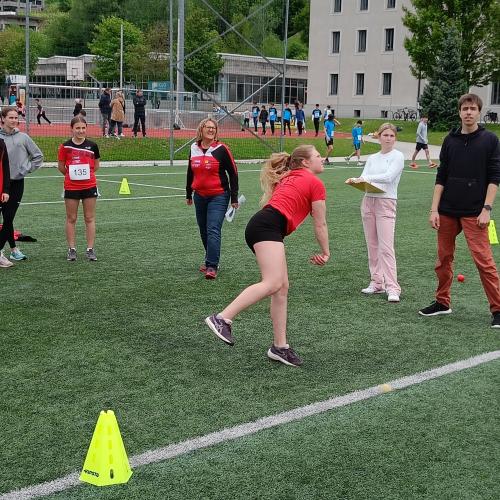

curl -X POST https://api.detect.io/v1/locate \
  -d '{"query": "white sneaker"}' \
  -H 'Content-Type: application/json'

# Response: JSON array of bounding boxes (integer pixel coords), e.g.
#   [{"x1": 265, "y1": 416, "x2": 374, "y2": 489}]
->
[
  {"x1": 0, "y1": 251, "x2": 14, "y2": 268},
  {"x1": 361, "y1": 285, "x2": 385, "y2": 294},
  {"x1": 357, "y1": 161, "x2": 364, "y2": 166},
  {"x1": 387, "y1": 293, "x2": 400, "y2": 302},
  {"x1": 344, "y1": 156, "x2": 350, "y2": 162}
]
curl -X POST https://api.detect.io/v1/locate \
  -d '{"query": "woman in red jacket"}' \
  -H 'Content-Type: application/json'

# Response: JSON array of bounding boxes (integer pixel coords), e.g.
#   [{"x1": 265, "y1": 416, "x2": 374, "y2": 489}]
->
[
  {"x1": 205, "y1": 144, "x2": 330, "y2": 366},
  {"x1": 186, "y1": 118, "x2": 239, "y2": 279}
]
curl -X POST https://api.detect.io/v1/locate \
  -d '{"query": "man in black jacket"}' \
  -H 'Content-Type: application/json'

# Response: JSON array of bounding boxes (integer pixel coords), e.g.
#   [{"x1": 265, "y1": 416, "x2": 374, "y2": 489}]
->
[
  {"x1": 98, "y1": 88, "x2": 112, "y2": 137},
  {"x1": 133, "y1": 90, "x2": 147, "y2": 138},
  {"x1": 419, "y1": 93, "x2": 500, "y2": 327}
]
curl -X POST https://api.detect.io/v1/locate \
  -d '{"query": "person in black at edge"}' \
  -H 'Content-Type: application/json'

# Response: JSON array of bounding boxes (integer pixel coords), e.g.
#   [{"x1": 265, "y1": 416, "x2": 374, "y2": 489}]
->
[
  {"x1": 186, "y1": 118, "x2": 239, "y2": 280},
  {"x1": 133, "y1": 90, "x2": 147, "y2": 138}
]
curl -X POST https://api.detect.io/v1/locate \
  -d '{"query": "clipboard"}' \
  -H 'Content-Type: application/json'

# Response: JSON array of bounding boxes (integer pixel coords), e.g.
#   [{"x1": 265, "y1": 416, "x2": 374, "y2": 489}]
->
[{"x1": 347, "y1": 181, "x2": 385, "y2": 194}]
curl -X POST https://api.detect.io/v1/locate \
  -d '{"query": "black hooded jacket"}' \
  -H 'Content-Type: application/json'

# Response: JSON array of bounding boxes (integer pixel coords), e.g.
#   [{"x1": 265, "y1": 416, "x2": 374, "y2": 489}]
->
[{"x1": 436, "y1": 126, "x2": 500, "y2": 217}]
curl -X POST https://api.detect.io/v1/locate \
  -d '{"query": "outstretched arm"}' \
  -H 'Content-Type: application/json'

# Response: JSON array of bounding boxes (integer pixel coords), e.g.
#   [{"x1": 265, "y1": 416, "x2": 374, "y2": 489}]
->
[{"x1": 310, "y1": 199, "x2": 330, "y2": 265}]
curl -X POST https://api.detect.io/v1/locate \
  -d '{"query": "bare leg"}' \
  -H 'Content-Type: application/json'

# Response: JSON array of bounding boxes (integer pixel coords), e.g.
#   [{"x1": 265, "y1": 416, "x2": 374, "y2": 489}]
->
[
  {"x1": 82, "y1": 197, "x2": 97, "y2": 248},
  {"x1": 65, "y1": 198, "x2": 80, "y2": 248},
  {"x1": 220, "y1": 241, "x2": 289, "y2": 345}
]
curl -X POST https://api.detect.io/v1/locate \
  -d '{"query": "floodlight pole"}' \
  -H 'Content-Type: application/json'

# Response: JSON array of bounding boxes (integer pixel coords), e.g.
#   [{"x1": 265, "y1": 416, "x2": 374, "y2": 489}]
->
[
  {"x1": 175, "y1": 0, "x2": 185, "y2": 121},
  {"x1": 169, "y1": 0, "x2": 174, "y2": 165},
  {"x1": 24, "y1": 1, "x2": 30, "y2": 133},
  {"x1": 280, "y1": 0, "x2": 290, "y2": 152},
  {"x1": 119, "y1": 23, "x2": 124, "y2": 89}
]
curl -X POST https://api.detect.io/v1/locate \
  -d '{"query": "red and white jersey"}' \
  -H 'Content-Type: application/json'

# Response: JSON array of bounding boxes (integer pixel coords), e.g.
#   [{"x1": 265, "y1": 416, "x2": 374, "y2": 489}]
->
[
  {"x1": 186, "y1": 141, "x2": 238, "y2": 202},
  {"x1": 58, "y1": 139, "x2": 100, "y2": 191}
]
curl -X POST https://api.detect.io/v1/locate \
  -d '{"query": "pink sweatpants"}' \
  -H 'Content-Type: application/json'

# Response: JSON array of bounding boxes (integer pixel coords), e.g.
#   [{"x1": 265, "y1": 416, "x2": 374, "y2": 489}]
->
[{"x1": 361, "y1": 197, "x2": 400, "y2": 294}]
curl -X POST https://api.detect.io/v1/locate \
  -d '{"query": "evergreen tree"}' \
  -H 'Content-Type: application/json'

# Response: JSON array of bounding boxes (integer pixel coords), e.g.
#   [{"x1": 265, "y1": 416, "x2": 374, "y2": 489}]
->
[{"x1": 419, "y1": 25, "x2": 468, "y2": 131}]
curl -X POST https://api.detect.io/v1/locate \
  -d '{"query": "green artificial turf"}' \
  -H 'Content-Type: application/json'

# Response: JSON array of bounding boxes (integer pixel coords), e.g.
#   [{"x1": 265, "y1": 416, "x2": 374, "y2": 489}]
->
[{"x1": 1, "y1": 163, "x2": 499, "y2": 498}]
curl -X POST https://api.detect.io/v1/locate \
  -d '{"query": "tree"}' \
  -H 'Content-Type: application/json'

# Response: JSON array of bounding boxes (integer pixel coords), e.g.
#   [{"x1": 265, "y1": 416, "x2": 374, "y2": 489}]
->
[
  {"x1": 88, "y1": 17, "x2": 146, "y2": 83},
  {"x1": 419, "y1": 25, "x2": 468, "y2": 131},
  {"x1": 403, "y1": 0, "x2": 500, "y2": 87},
  {"x1": 183, "y1": 8, "x2": 223, "y2": 92},
  {"x1": 0, "y1": 27, "x2": 50, "y2": 77}
]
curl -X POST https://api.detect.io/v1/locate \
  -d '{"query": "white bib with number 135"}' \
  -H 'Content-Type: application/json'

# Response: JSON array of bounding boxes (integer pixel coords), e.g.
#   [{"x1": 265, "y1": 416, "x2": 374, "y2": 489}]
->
[{"x1": 69, "y1": 163, "x2": 90, "y2": 181}]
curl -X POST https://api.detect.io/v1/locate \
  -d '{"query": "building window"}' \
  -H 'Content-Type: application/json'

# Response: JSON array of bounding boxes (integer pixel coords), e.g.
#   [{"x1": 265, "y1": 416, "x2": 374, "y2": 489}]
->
[
  {"x1": 382, "y1": 73, "x2": 392, "y2": 95},
  {"x1": 331, "y1": 31, "x2": 340, "y2": 54},
  {"x1": 360, "y1": 0, "x2": 368, "y2": 11},
  {"x1": 333, "y1": 0, "x2": 342, "y2": 13},
  {"x1": 385, "y1": 28, "x2": 394, "y2": 51},
  {"x1": 355, "y1": 73, "x2": 364, "y2": 95},
  {"x1": 357, "y1": 30, "x2": 367, "y2": 53},
  {"x1": 329, "y1": 74, "x2": 339, "y2": 95},
  {"x1": 354, "y1": 109, "x2": 361, "y2": 117},
  {"x1": 492, "y1": 82, "x2": 500, "y2": 105},
  {"x1": 387, "y1": 0, "x2": 396, "y2": 8}
]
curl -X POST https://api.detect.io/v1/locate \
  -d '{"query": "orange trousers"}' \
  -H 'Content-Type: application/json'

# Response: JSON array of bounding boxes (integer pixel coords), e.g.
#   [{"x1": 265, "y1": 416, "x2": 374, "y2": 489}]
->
[{"x1": 435, "y1": 215, "x2": 500, "y2": 312}]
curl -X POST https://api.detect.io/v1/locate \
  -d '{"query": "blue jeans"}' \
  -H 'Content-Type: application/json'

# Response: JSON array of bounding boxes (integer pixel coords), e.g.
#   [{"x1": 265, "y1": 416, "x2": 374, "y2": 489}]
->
[{"x1": 194, "y1": 191, "x2": 230, "y2": 268}]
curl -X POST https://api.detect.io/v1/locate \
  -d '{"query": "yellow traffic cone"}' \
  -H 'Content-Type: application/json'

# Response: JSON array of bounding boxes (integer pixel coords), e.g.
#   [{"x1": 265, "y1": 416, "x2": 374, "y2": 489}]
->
[
  {"x1": 119, "y1": 178, "x2": 131, "y2": 195},
  {"x1": 80, "y1": 410, "x2": 132, "y2": 487},
  {"x1": 489, "y1": 220, "x2": 498, "y2": 245}
]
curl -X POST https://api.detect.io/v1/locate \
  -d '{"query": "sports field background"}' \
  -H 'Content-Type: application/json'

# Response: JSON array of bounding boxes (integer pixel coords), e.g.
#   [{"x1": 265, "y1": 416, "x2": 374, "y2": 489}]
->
[{"x1": 1, "y1": 161, "x2": 499, "y2": 499}]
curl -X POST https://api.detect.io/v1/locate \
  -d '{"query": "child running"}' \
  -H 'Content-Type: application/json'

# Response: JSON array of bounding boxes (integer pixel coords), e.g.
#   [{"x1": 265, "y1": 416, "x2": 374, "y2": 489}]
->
[
  {"x1": 57, "y1": 116, "x2": 100, "y2": 262},
  {"x1": 345, "y1": 120, "x2": 364, "y2": 166},
  {"x1": 324, "y1": 113, "x2": 341, "y2": 164},
  {"x1": 205, "y1": 145, "x2": 330, "y2": 367}
]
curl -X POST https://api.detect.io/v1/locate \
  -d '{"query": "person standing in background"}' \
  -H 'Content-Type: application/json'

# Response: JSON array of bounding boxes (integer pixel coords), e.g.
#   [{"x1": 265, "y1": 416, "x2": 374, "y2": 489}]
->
[
  {"x1": 73, "y1": 98, "x2": 83, "y2": 117},
  {"x1": 312, "y1": 104, "x2": 322, "y2": 137},
  {"x1": 0, "y1": 137, "x2": 11, "y2": 268},
  {"x1": 282, "y1": 103, "x2": 292, "y2": 136},
  {"x1": 259, "y1": 105, "x2": 269, "y2": 136},
  {"x1": 133, "y1": 90, "x2": 147, "y2": 138},
  {"x1": 98, "y1": 88, "x2": 112, "y2": 137},
  {"x1": 295, "y1": 104, "x2": 305, "y2": 136},
  {"x1": 109, "y1": 91, "x2": 126, "y2": 138},
  {"x1": 268, "y1": 103, "x2": 278, "y2": 136},
  {"x1": 252, "y1": 102, "x2": 260, "y2": 132}
]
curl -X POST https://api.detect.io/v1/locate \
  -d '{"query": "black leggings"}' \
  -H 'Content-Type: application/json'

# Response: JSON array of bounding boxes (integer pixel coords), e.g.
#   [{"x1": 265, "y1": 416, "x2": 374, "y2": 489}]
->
[{"x1": 0, "y1": 178, "x2": 24, "y2": 249}]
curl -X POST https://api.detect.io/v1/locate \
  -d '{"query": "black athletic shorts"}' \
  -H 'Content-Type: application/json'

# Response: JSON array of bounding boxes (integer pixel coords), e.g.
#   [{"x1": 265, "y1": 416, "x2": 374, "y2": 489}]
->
[
  {"x1": 325, "y1": 137, "x2": 333, "y2": 146},
  {"x1": 64, "y1": 187, "x2": 99, "y2": 199},
  {"x1": 416, "y1": 142, "x2": 428, "y2": 151},
  {"x1": 245, "y1": 206, "x2": 287, "y2": 252}
]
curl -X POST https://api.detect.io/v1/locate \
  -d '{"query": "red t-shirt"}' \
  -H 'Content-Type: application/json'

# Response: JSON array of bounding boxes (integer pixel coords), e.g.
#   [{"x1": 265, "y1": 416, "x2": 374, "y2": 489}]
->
[
  {"x1": 58, "y1": 139, "x2": 100, "y2": 191},
  {"x1": 267, "y1": 168, "x2": 326, "y2": 235}
]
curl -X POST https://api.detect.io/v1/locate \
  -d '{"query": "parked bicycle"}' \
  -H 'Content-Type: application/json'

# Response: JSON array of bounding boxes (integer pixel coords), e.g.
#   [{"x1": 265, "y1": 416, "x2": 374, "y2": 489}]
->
[
  {"x1": 392, "y1": 107, "x2": 418, "y2": 121},
  {"x1": 483, "y1": 110, "x2": 499, "y2": 124}
]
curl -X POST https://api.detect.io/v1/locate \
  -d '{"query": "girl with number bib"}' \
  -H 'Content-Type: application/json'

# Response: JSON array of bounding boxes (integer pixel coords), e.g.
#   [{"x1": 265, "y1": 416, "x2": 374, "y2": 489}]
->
[{"x1": 57, "y1": 116, "x2": 100, "y2": 262}]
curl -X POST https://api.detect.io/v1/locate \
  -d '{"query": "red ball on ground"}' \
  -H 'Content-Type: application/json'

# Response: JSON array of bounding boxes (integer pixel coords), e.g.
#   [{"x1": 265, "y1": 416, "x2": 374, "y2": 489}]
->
[{"x1": 457, "y1": 274, "x2": 465, "y2": 282}]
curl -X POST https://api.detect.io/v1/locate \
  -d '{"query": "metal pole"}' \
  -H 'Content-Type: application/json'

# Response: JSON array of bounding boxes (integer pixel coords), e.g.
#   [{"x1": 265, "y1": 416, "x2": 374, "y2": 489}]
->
[
  {"x1": 280, "y1": 0, "x2": 289, "y2": 152},
  {"x1": 176, "y1": 0, "x2": 185, "y2": 114},
  {"x1": 24, "y1": 1, "x2": 30, "y2": 133},
  {"x1": 119, "y1": 23, "x2": 124, "y2": 89},
  {"x1": 169, "y1": 0, "x2": 174, "y2": 165}
]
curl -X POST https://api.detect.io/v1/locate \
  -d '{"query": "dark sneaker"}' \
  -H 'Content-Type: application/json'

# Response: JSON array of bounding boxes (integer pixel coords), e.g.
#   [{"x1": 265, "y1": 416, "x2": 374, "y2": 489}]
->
[
  {"x1": 85, "y1": 248, "x2": 97, "y2": 261},
  {"x1": 205, "y1": 267, "x2": 218, "y2": 279},
  {"x1": 67, "y1": 248, "x2": 77, "y2": 261},
  {"x1": 418, "y1": 301, "x2": 452, "y2": 316},
  {"x1": 491, "y1": 312, "x2": 500, "y2": 328},
  {"x1": 205, "y1": 314, "x2": 234, "y2": 346},
  {"x1": 267, "y1": 345, "x2": 303, "y2": 367}
]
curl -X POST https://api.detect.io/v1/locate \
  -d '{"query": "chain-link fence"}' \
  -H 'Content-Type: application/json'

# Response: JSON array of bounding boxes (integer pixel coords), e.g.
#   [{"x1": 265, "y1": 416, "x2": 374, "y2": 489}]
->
[{"x1": 5, "y1": 0, "x2": 297, "y2": 163}]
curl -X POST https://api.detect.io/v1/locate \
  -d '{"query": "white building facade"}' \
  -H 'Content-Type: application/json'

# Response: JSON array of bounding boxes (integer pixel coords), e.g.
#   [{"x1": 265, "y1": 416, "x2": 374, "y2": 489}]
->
[{"x1": 307, "y1": 0, "x2": 500, "y2": 119}]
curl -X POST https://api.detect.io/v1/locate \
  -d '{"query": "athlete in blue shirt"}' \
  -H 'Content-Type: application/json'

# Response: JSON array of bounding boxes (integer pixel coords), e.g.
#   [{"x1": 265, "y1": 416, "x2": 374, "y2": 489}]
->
[
  {"x1": 282, "y1": 103, "x2": 292, "y2": 136},
  {"x1": 311, "y1": 104, "x2": 322, "y2": 136},
  {"x1": 345, "y1": 120, "x2": 364, "y2": 165},
  {"x1": 268, "y1": 103, "x2": 278, "y2": 136},
  {"x1": 324, "y1": 114, "x2": 341, "y2": 164},
  {"x1": 252, "y1": 102, "x2": 260, "y2": 132}
]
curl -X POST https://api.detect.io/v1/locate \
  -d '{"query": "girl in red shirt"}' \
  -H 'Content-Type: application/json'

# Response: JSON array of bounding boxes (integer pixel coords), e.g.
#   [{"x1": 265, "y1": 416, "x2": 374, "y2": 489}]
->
[
  {"x1": 57, "y1": 116, "x2": 100, "y2": 262},
  {"x1": 205, "y1": 145, "x2": 330, "y2": 366}
]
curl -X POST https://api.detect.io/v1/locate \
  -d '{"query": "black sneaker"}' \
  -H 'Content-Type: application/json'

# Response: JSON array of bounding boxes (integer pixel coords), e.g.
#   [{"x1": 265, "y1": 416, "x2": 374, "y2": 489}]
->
[
  {"x1": 418, "y1": 301, "x2": 452, "y2": 316},
  {"x1": 67, "y1": 248, "x2": 77, "y2": 261},
  {"x1": 491, "y1": 312, "x2": 500, "y2": 328},
  {"x1": 205, "y1": 314, "x2": 234, "y2": 346},
  {"x1": 85, "y1": 248, "x2": 97, "y2": 261},
  {"x1": 267, "y1": 345, "x2": 303, "y2": 367}
]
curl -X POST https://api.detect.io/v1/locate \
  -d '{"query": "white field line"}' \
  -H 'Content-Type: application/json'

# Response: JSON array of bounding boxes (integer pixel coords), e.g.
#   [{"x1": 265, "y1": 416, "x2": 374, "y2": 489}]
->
[
  {"x1": 2, "y1": 350, "x2": 499, "y2": 500},
  {"x1": 21, "y1": 194, "x2": 185, "y2": 206},
  {"x1": 98, "y1": 179, "x2": 184, "y2": 191}
]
